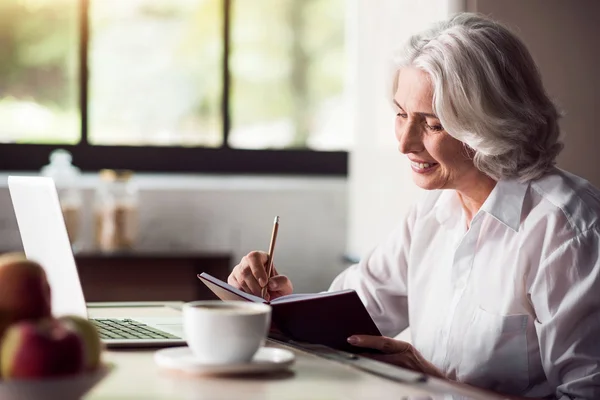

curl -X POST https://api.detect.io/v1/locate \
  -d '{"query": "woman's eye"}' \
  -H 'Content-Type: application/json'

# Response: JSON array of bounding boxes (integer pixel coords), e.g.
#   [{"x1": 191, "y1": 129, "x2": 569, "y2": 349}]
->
[
  {"x1": 426, "y1": 123, "x2": 443, "y2": 132},
  {"x1": 396, "y1": 113, "x2": 408, "y2": 119}
]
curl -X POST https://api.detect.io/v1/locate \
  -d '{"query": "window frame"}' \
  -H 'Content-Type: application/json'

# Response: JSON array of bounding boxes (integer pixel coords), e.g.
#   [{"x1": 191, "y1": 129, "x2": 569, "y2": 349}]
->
[{"x1": 0, "y1": 0, "x2": 348, "y2": 176}]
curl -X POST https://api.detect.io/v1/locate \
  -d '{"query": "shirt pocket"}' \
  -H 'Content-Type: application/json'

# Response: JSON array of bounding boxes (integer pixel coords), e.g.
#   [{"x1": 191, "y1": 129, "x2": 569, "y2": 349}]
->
[{"x1": 459, "y1": 306, "x2": 529, "y2": 394}]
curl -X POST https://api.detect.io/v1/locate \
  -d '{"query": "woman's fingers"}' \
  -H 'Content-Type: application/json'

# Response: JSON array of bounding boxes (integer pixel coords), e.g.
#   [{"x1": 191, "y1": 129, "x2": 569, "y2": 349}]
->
[
  {"x1": 227, "y1": 251, "x2": 291, "y2": 298},
  {"x1": 347, "y1": 335, "x2": 445, "y2": 378},
  {"x1": 246, "y1": 251, "x2": 269, "y2": 287},
  {"x1": 347, "y1": 335, "x2": 411, "y2": 354},
  {"x1": 228, "y1": 251, "x2": 273, "y2": 296},
  {"x1": 227, "y1": 270, "x2": 241, "y2": 289},
  {"x1": 268, "y1": 275, "x2": 291, "y2": 290},
  {"x1": 239, "y1": 263, "x2": 263, "y2": 295},
  {"x1": 228, "y1": 262, "x2": 261, "y2": 295},
  {"x1": 266, "y1": 275, "x2": 294, "y2": 299},
  {"x1": 229, "y1": 272, "x2": 253, "y2": 295}
]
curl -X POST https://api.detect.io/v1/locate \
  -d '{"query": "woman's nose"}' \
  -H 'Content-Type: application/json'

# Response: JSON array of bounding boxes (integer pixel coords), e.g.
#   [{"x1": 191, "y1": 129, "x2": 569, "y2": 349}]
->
[{"x1": 396, "y1": 121, "x2": 423, "y2": 154}]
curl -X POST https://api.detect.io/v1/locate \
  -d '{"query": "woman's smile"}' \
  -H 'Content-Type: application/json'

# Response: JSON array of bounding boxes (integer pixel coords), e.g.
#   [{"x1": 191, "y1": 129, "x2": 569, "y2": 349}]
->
[{"x1": 409, "y1": 160, "x2": 439, "y2": 174}]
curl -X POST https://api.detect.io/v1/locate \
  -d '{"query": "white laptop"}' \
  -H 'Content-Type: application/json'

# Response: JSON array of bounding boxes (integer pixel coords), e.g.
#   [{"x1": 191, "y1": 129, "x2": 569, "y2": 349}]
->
[{"x1": 7, "y1": 176, "x2": 185, "y2": 347}]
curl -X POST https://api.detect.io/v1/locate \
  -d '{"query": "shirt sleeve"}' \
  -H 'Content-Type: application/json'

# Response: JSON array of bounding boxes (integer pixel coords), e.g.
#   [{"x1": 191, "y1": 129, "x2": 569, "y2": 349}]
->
[
  {"x1": 528, "y1": 227, "x2": 600, "y2": 399},
  {"x1": 328, "y1": 206, "x2": 417, "y2": 338}
]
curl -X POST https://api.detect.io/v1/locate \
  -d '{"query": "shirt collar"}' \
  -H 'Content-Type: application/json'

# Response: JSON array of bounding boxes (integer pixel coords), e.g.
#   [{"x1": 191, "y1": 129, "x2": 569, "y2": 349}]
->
[
  {"x1": 480, "y1": 179, "x2": 529, "y2": 232},
  {"x1": 435, "y1": 179, "x2": 529, "y2": 232}
]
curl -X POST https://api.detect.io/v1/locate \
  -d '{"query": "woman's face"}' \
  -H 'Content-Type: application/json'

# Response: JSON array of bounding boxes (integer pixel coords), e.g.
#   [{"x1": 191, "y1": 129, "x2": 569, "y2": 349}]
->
[{"x1": 394, "y1": 67, "x2": 481, "y2": 192}]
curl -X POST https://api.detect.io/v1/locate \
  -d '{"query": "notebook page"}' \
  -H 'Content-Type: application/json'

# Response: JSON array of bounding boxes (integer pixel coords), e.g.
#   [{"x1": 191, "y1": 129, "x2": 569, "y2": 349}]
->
[{"x1": 271, "y1": 289, "x2": 355, "y2": 304}]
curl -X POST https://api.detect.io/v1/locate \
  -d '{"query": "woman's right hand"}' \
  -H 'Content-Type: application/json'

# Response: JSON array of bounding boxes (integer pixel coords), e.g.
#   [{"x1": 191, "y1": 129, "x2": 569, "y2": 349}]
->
[{"x1": 227, "y1": 251, "x2": 293, "y2": 301}]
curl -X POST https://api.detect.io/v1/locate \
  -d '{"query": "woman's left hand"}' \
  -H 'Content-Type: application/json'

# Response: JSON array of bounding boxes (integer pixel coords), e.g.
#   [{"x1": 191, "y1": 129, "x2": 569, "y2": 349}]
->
[{"x1": 347, "y1": 335, "x2": 446, "y2": 379}]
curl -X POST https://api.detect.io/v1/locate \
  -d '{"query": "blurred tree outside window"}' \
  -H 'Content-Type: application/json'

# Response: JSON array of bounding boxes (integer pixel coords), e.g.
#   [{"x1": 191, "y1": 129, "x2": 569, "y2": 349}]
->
[
  {"x1": 0, "y1": 0, "x2": 349, "y2": 152},
  {"x1": 230, "y1": 0, "x2": 348, "y2": 150},
  {"x1": 88, "y1": 0, "x2": 223, "y2": 147},
  {"x1": 0, "y1": 0, "x2": 79, "y2": 144}
]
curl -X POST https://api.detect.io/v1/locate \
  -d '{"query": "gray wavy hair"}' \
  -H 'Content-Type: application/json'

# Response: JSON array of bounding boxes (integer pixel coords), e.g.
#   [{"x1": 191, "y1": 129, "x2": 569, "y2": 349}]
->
[{"x1": 393, "y1": 12, "x2": 563, "y2": 182}]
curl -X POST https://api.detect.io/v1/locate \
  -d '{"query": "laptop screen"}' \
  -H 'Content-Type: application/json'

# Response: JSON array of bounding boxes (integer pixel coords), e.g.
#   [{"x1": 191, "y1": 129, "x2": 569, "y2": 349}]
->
[{"x1": 8, "y1": 176, "x2": 88, "y2": 318}]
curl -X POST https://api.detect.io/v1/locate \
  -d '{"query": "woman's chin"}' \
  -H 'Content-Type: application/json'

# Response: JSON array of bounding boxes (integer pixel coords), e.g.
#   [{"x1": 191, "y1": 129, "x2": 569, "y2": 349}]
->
[{"x1": 411, "y1": 174, "x2": 444, "y2": 191}]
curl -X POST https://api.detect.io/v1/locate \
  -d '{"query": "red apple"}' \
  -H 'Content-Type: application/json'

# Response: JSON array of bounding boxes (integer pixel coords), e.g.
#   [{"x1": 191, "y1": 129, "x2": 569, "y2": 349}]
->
[
  {"x1": 0, "y1": 318, "x2": 85, "y2": 379},
  {"x1": 58, "y1": 315, "x2": 103, "y2": 371},
  {"x1": 0, "y1": 253, "x2": 52, "y2": 340}
]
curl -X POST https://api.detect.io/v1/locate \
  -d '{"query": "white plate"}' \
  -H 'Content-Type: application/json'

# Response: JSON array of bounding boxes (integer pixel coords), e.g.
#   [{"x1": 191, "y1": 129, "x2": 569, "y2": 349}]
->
[
  {"x1": 154, "y1": 346, "x2": 295, "y2": 376},
  {"x1": 0, "y1": 363, "x2": 114, "y2": 400}
]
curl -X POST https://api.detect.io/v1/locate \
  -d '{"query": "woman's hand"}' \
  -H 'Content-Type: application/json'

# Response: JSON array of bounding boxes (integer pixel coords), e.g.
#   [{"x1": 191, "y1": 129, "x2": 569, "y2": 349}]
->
[
  {"x1": 347, "y1": 335, "x2": 445, "y2": 379},
  {"x1": 349, "y1": 336, "x2": 542, "y2": 400},
  {"x1": 228, "y1": 251, "x2": 293, "y2": 301}
]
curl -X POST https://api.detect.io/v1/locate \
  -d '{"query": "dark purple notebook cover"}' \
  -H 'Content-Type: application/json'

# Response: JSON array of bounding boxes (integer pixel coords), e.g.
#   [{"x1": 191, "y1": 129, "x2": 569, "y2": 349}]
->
[{"x1": 197, "y1": 272, "x2": 382, "y2": 353}]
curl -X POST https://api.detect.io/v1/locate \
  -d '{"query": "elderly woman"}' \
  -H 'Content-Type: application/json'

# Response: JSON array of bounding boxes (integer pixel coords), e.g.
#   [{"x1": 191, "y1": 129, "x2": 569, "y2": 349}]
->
[{"x1": 228, "y1": 12, "x2": 600, "y2": 399}]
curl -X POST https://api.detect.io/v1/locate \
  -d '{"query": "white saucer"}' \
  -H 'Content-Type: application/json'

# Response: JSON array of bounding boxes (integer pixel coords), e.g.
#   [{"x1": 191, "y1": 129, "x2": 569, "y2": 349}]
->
[{"x1": 154, "y1": 347, "x2": 295, "y2": 376}]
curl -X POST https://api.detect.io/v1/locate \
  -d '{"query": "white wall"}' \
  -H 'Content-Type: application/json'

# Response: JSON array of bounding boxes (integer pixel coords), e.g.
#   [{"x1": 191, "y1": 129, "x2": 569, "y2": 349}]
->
[
  {"x1": 346, "y1": 0, "x2": 461, "y2": 258},
  {"x1": 0, "y1": 174, "x2": 348, "y2": 293}
]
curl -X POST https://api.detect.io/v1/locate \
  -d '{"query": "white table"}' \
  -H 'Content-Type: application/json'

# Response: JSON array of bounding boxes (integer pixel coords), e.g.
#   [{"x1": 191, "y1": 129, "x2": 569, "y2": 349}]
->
[{"x1": 85, "y1": 304, "x2": 510, "y2": 400}]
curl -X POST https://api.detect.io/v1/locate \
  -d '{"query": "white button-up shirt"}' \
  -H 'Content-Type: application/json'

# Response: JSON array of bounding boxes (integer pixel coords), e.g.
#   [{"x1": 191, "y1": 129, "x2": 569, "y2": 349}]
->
[{"x1": 330, "y1": 168, "x2": 600, "y2": 399}]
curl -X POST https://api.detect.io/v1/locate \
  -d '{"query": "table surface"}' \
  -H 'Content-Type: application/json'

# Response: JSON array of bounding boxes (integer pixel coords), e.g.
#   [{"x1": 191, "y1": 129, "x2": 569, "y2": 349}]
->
[{"x1": 84, "y1": 304, "x2": 507, "y2": 400}]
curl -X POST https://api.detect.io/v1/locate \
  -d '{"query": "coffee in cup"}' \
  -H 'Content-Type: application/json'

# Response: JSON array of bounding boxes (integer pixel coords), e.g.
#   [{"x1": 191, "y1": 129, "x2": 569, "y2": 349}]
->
[{"x1": 182, "y1": 301, "x2": 271, "y2": 364}]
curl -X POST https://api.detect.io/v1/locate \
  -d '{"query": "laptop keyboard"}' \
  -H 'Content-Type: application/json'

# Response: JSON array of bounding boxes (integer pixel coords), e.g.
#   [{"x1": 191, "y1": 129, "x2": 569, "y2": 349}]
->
[{"x1": 91, "y1": 318, "x2": 180, "y2": 340}]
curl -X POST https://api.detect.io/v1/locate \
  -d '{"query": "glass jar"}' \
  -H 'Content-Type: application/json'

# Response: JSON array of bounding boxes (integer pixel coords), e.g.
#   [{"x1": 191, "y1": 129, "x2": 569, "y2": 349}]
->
[
  {"x1": 40, "y1": 149, "x2": 83, "y2": 252},
  {"x1": 94, "y1": 169, "x2": 139, "y2": 252}
]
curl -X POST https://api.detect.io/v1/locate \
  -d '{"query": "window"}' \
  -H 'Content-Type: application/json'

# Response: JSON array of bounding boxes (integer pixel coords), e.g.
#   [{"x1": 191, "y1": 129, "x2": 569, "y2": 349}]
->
[
  {"x1": 0, "y1": 0, "x2": 348, "y2": 175},
  {"x1": 0, "y1": 0, "x2": 79, "y2": 144}
]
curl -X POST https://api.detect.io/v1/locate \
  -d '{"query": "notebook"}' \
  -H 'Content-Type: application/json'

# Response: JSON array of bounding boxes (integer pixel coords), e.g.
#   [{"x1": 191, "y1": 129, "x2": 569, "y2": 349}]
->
[{"x1": 197, "y1": 272, "x2": 382, "y2": 353}]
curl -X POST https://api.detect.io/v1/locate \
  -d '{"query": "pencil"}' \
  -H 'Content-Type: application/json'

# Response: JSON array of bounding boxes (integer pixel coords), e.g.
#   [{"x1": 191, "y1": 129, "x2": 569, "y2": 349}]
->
[{"x1": 261, "y1": 216, "x2": 280, "y2": 299}]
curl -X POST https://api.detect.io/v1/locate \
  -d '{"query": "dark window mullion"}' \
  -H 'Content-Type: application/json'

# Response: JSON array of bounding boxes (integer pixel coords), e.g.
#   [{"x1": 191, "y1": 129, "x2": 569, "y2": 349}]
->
[
  {"x1": 222, "y1": 0, "x2": 231, "y2": 148},
  {"x1": 79, "y1": 0, "x2": 90, "y2": 146}
]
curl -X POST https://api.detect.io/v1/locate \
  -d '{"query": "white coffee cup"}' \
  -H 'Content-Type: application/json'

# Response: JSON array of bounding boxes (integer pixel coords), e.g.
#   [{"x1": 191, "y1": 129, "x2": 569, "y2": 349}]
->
[{"x1": 182, "y1": 300, "x2": 272, "y2": 365}]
